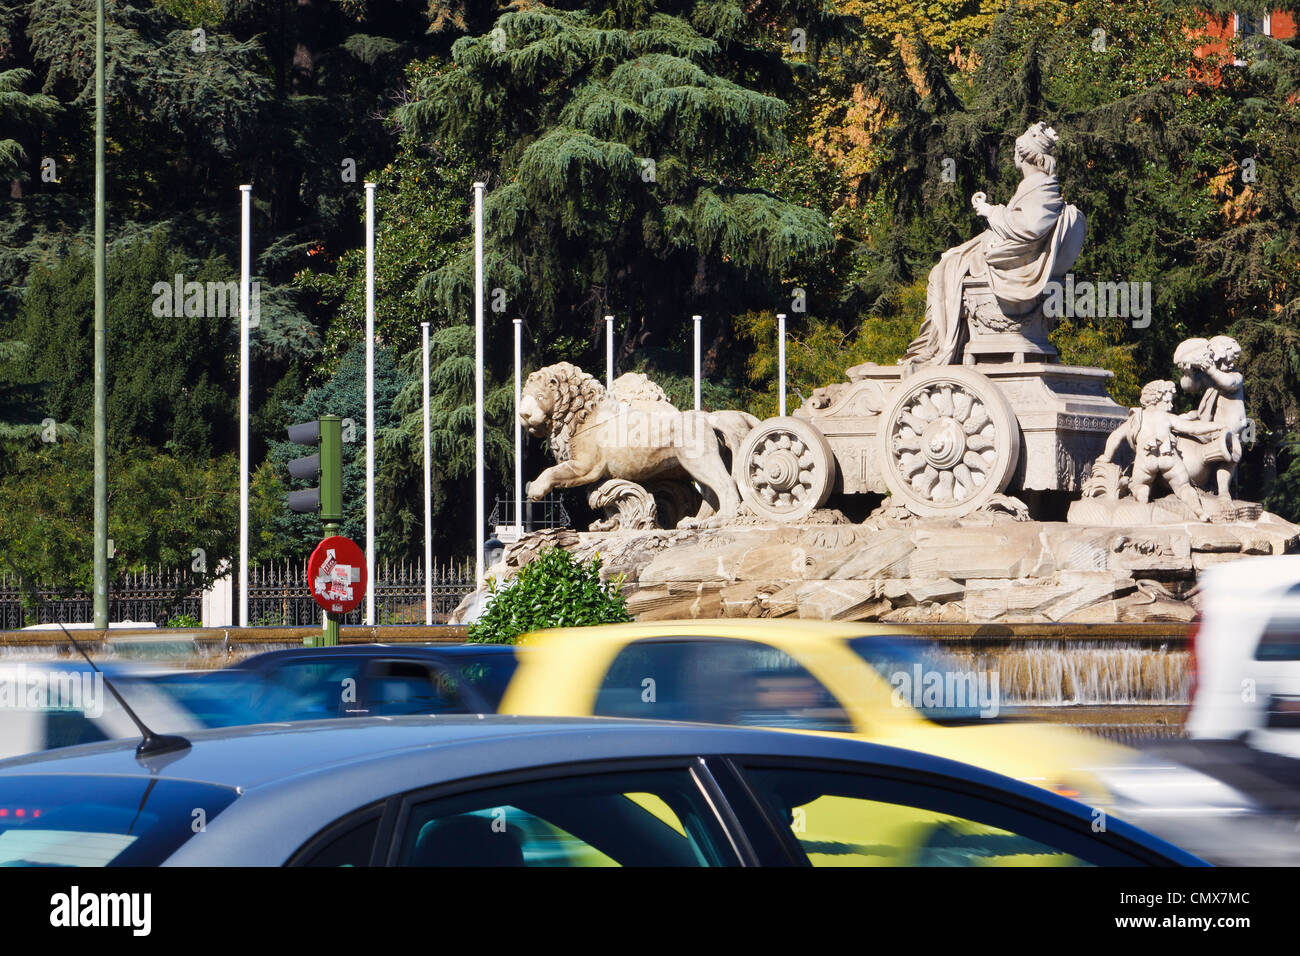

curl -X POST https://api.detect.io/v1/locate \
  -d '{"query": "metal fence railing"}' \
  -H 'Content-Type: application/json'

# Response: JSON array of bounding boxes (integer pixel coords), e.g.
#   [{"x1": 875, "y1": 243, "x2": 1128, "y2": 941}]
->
[
  {"x1": 244, "y1": 560, "x2": 476, "y2": 627},
  {"x1": 0, "y1": 560, "x2": 477, "y2": 629},
  {"x1": 0, "y1": 567, "x2": 204, "y2": 630},
  {"x1": 488, "y1": 494, "x2": 570, "y2": 531}
]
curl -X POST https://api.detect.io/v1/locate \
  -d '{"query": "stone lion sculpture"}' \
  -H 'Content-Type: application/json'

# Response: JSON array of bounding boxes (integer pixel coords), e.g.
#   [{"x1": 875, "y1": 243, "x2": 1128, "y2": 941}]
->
[{"x1": 519, "y1": 362, "x2": 758, "y2": 529}]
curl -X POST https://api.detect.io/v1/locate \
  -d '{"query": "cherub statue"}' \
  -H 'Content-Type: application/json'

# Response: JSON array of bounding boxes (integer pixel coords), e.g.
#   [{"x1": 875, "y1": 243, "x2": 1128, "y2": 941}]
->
[
  {"x1": 1173, "y1": 335, "x2": 1247, "y2": 499},
  {"x1": 1094, "y1": 380, "x2": 1222, "y2": 520}
]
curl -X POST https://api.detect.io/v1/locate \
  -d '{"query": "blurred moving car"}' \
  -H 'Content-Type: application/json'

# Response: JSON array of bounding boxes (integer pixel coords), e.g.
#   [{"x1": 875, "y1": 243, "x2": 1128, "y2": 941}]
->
[
  {"x1": 0, "y1": 716, "x2": 1207, "y2": 866},
  {"x1": 0, "y1": 662, "x2": 270, "y2": 759},
  {"x1": 0, "y1": 644, "x2": 517, "y2": 758},
  {"x1": 497, "y1": 620, "x2": 1262, "y2": 855},
  {"x1": 229, "y1": 644, "x2": 518, "y2": 720},
  {"x1": 1187, "y1": 555, "x2": 1300, "y2": 760}
]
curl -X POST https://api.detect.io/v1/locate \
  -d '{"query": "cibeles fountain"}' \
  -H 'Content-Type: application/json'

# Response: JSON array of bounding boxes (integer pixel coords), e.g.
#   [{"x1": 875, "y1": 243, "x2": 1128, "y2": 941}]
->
[{"x1": 457, "y1": 123, "x2": 1299, "y2": 625}]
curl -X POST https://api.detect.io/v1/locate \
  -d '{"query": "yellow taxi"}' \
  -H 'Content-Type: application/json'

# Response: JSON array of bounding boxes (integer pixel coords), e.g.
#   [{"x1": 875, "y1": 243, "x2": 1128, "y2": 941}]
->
[
  {"x1": 499, "y1": 620, "x2": 1167, "y2": 864},
  {"x1": 500, "y1": 619, "x2": 1130, "y2": 808}
]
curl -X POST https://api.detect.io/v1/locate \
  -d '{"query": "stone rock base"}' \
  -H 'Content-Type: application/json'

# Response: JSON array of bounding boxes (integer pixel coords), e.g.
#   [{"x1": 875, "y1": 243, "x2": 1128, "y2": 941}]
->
[{"x1": 452, "y1": 509, "x2": 1300, "y2": 625}]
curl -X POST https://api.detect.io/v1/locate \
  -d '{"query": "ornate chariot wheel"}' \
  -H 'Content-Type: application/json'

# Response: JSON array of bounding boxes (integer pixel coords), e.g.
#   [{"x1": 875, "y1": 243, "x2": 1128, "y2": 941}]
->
[
  {"x1": 877, "y1": 366, "x2": 1020, "y2": 517},
  {"x1": 734, "y1": 416, "x2": 837, "y2": 522}
]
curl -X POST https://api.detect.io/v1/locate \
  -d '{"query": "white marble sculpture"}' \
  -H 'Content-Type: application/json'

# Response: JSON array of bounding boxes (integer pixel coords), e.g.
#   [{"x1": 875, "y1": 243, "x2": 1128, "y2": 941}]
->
[
  {"x1": 1174, "y1": 335, "x2": 1247, "y2": 498},
  {"x1": 518, "y1": 363, "x2": 758, "y2": 529},
  {"x1": 1092, "y1": 379, "x2": 1222, "y2": 520},
  {"x1": 901, "y1": 122, "x2": 1087, "y2": 370}
]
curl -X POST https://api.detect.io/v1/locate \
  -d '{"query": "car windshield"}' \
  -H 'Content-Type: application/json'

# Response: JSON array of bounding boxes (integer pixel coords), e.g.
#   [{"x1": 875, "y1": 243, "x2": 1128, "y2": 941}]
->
[
  {"x1": 0, "y1": 775, "x2": 238, "y2": 866},
  {"x1": 847, "y1": 636, "x2": 998, "y2": 723}
]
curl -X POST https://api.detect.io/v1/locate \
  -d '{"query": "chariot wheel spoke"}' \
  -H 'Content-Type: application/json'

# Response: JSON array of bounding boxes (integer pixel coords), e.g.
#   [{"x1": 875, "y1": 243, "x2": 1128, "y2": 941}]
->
[
  {"x1": 894, "y1": 433, "x2": 922, "y2": 454},
  {"x1": 934, "y1": 470, "x2": 954, "y2": 501},
  {"x1": 913, "y1": 393, "x2": 940, "y2": 421},
  {"x1": 952, "y1": 391, "x2": 973, "y2": 422},
  {"x1": 933, "y1": 387, "x2": 954, "y2": 418}
]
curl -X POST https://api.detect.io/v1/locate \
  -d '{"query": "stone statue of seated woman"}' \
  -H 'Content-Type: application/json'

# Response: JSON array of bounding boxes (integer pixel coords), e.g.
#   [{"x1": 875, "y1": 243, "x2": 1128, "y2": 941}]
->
[{"x1": 900, "y1": 122, "x2": 1087, "y2": 372}]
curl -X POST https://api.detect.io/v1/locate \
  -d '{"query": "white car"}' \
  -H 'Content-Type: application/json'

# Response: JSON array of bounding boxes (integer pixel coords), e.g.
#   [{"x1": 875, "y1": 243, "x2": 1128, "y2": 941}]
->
[{"x1": 1186, "y1": 555, "x2": 1300, "y2": 758}]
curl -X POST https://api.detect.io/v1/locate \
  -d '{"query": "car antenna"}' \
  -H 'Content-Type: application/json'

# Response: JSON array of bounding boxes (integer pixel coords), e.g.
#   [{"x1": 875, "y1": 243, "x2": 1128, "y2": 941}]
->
[{"x1": 0, "y1": 554, "x2": 191, "y2": 759}]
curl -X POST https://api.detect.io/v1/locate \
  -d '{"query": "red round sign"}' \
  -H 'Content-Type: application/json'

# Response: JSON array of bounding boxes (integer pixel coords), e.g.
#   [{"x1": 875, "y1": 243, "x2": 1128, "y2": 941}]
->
[{"x1": 307, "y1": 535, "x2": 368, "y2": 614}]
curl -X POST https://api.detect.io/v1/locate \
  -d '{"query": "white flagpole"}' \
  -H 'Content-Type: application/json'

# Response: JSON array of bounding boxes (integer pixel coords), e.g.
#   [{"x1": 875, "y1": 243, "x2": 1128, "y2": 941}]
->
[
  {"x1": 777, "y1": 312, "x2": 787, "y2": 417},
  {"x1": 605, "y1": 314, "x2": 614, "y2": 390},
  {"x1": 422, "y1": 321, "x2": 432, "y2": 626},
  {"x1": 693, "y1": 314, "x2": 701, "y2": 411},
  {"x1": 238, "y1": 184, "x2": 251, "y2": 627},
  {"x1": 474, "y1": 182, "x2": 487, "y2": 589},
  {"x1": 514, "y1": 317, "x2": 523, "y2": 539},
  {"x1": 364, "y1": 182, "x2": 376, "y2": 625}
]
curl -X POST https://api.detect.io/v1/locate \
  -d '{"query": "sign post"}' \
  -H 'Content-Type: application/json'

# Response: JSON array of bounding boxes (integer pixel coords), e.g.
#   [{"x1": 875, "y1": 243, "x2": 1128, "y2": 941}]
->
[
  {"x1": 307, "y1": 535, "x2": 368, "y2": 647},
  {"x1": 285, "y1": 414, "x2": 345, "y2": 645}
]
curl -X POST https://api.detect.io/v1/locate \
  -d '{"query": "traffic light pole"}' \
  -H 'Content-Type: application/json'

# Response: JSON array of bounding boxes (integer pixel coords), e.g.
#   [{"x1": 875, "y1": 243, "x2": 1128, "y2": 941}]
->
[{"x1": 292, "y1": 415, "x2": 342, "y2": 647}]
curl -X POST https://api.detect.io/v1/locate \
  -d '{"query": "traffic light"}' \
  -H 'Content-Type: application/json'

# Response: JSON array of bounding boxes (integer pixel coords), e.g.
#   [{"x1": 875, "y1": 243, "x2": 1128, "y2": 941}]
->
[{"x1": 286, "y1": 414, "x2": 342, "y2": 525}]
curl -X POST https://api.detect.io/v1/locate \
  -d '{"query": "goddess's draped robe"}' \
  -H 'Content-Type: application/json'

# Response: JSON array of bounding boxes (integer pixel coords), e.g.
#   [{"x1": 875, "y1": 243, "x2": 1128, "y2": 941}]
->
[{"x1": 902, "y1": 168, "x2": 1087, "y2": 368}]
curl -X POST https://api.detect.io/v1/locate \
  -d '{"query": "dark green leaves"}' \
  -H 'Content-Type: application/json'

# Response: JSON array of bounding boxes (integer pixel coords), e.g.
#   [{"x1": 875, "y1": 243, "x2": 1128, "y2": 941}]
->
[{"x1": 467, "y1": 546, "x2": 632, "y2": 644}]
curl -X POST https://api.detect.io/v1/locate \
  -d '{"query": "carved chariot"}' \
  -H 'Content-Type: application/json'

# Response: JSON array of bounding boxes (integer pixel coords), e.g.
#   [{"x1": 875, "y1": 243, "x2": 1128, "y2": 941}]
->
[{"x1": 732, "y1": 278, "x2": 1130, "y2": 521}]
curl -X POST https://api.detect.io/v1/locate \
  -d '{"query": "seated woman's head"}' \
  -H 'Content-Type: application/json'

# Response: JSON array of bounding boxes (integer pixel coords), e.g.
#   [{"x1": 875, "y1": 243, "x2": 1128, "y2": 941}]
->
[{"x1": 1014, "y1": 122, "x2": 1059, "y2": 175}]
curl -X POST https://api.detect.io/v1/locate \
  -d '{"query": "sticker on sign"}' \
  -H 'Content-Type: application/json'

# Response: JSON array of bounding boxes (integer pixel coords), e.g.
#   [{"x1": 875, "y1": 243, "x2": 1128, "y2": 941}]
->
[{"x1": 307, "y1": 536, "x2": 368, "y2": 614}]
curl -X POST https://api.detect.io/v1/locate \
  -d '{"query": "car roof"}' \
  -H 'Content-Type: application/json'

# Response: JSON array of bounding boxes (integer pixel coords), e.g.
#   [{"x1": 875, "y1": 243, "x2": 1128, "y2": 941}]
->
[
  {"x1": 235, "y1": 643, "x2": 516, "y2": 667},
  {"x1": 516, "y1": 619, "x2": 903, "y2": 644},
  {"x1": 0, "y1": 714, "x2": 1048, "y2": 797},
  {"x1": 0, "y1": 660, "x2": 177, "y2": 677},
  {"x1": 1199, "y1": 554, "x2": 1300, "y2": 595},
  {"x1": 0, "y1": 716, "x2": 1204, "y2": 866}
]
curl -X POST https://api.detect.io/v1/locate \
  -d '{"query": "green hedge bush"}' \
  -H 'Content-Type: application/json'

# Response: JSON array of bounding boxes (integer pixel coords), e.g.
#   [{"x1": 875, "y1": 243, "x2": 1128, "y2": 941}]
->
[{"x1": 467, "y1": 547, "x2": 632, "y2": 645}]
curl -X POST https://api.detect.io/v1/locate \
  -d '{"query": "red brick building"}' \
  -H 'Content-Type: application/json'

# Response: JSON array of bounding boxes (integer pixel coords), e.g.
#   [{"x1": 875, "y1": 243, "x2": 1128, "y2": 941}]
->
[{"x1": 1195, "y1": 9, "x2": 1297, "y2": 61}]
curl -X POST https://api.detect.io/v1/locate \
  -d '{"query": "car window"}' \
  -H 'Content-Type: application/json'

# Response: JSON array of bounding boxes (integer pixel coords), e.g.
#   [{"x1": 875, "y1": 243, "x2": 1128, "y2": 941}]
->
[
  {"x1": 146, "y1": 671, "x2": 298, "y2": 728},
  {"x1": 847, "y1": 636, "x2": 995, "y2": 721},
  {"x1": 294, "y1": 810, "x2": 383, "y2": 867},
  {"x1": 738, "y1": 764, "x2": 1127, "y2": 867},
  {"x1": 1255, "y1": 586, "x2": 1300, "y2": 661},
  {"x1": 256, "y1": 659, "x2": 368, "y2": 720},
  {"x1": 593, "y1": 639, "x2": 852, "y2": 732},
  {"x1": 0, "y1": 775, "x2": 238, "y2": 866},
  {"x1": 364, "y1": 660, "x2": 463, "y2": 716},
  {"x1": 395, "y1": 769, "x2": 735, "y2": 866},
  {"x1": 43, "y1": 710, "x2": 110, "y2": 749}
]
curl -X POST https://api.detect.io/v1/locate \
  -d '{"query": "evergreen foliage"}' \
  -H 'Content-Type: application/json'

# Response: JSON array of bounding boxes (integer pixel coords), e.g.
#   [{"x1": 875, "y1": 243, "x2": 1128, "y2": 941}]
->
[{"x1": 5, "y1": 0, "x2": 1300, "y2": 584}]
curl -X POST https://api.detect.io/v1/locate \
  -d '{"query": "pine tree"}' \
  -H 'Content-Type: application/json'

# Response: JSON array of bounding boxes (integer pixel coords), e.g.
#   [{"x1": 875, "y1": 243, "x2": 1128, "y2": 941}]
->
[
  {"x1": 394, "y1": 0, "x2": 842, "y2": 353},
  {"x1": 0, "y1": 67, "x2": 57, "y2": 186},
  {"x1": 16, "y1": 229, "x2": 237, "y2": 457}
]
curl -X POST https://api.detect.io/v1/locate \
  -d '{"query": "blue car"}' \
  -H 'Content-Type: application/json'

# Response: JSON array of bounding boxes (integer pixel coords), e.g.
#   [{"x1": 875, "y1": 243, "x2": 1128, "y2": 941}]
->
[
  {"x1": 0, "y1": 716, "x2": 1208, "y2": 866},
  {"x1": 227, "y1": 644, "x2": 518, "y2": 721}
]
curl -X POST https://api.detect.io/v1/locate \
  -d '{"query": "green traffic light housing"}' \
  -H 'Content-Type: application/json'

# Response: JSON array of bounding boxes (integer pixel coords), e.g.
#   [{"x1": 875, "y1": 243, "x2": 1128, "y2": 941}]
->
[{"x1": 286, "y1": 415, "x2": 342, "y2": 524}]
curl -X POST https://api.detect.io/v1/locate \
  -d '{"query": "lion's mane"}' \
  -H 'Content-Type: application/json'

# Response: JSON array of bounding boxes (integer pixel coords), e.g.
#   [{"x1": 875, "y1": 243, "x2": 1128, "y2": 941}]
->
[{"x1": 524, "y1": 362, "x2": 606, "y2": 462}]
